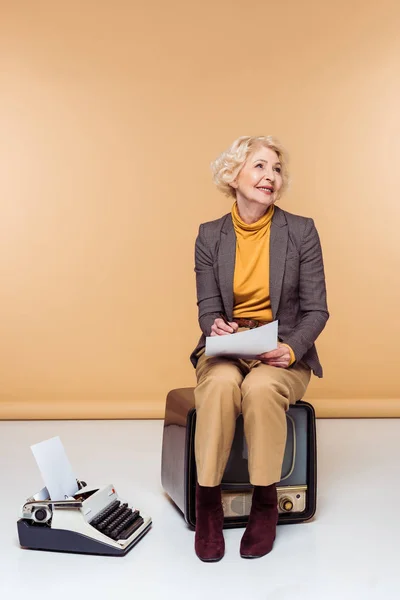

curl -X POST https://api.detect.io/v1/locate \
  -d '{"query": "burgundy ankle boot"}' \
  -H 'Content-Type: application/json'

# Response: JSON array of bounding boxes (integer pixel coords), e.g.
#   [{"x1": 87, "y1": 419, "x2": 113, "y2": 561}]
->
[
  {"x1": 240, "y1": 484, "x2": 278, "y2": 558},
  {"x1": 195, "y1": 483, "x2": 225, "y2": 562}
]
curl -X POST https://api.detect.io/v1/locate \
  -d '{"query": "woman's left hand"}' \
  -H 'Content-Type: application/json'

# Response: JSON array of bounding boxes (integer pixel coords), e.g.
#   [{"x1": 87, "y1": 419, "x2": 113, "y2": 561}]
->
[{"x1": 256, "y1": 343, "x2": 291, "y2": 368}]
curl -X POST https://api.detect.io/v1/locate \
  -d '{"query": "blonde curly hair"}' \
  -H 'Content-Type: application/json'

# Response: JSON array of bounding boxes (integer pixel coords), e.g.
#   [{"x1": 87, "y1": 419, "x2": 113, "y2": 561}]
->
[{"x1": 211, "y1": 135, "x2": 290, "y2": 199}]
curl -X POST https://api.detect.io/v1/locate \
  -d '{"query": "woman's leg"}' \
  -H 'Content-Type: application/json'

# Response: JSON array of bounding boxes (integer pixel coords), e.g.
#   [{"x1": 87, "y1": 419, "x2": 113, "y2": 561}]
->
[
  {"x1": 195, "y1": 352, "x2": 245, "y2": 486},
  {"x1": 241, "y1": 361, "x2": 311, "y2": 486},
  {"x1": 194, "y1": 352, "x2": 245, "y2": 561},
  {"x1": 239, "y1": 361, "x2": 311, "y2": 558}
]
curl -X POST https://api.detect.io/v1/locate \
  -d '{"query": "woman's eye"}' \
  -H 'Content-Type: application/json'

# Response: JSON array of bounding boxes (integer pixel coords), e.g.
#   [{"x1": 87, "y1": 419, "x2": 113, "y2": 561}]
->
[
  {"x1": 255, "y1": 163, "x2": 263, "y2": 168},
  {"x1": 274, "y1": 167, "x2": 281, "y2": 173}
]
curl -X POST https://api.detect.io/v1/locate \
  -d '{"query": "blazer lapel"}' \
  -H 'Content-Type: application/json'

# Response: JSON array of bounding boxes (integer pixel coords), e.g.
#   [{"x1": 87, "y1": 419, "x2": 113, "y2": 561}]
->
[
  {"x1": 269, "y1": 206, "x2": 288, "y2": 318},
  {"x1": 218, "y1": 214, "x2": 236, "y2": 319}
]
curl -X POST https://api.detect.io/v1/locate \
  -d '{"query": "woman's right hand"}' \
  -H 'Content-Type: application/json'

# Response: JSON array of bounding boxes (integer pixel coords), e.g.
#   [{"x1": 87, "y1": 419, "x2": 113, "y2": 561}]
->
[{"x1": 210, "y1": 318, "x2": 239, "y2": 336}]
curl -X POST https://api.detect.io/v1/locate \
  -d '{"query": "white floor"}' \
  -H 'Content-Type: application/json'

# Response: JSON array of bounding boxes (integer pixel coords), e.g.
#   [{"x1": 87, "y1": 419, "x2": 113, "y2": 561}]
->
[{"x1": 1, "y1": 418, "x2": 400, "y2": 600}]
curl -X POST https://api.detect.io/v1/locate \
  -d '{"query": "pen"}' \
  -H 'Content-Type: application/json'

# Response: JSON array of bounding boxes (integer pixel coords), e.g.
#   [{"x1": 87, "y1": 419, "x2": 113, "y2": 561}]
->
[{"x1": 219, "y1": 313, "x2": 235, "y2": 333}]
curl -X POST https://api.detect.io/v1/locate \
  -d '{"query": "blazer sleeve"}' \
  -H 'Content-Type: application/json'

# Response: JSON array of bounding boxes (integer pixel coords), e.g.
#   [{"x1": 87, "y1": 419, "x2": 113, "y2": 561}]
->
[
  {"x1": 194, "y1": 224, "x2": 224, "y2": 336},
  {"x1": 282, "y1": 218, "x2": 329, "y2": 362}
]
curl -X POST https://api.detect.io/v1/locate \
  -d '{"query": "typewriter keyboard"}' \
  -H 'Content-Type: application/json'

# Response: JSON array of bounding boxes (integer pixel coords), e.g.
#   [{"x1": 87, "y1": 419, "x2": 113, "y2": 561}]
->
[{"x1": 90, "y1": 500, "x2": 144, "y2": 540}]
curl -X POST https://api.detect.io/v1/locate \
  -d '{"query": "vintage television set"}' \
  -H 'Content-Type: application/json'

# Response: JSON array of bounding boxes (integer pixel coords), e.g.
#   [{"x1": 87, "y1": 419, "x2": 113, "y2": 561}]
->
[{"x1": 161, "y1": 388, "x2": 317, "y2": 528}]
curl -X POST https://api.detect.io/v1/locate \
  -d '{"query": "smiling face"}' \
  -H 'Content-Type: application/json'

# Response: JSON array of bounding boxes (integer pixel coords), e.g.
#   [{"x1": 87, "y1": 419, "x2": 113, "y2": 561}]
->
[{"x1": 230, "y1": 145, "x2": 283, "y2": 212}]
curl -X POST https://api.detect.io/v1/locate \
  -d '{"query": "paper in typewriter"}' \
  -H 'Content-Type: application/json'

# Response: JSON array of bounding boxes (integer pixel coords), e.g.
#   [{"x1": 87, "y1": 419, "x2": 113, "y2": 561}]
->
[
  {"x1": 31, "y1": 436, "x2": 79, "y2": 500},
  {"x1": 205, "y1": 320, "x2": 278, "y2": 359}
]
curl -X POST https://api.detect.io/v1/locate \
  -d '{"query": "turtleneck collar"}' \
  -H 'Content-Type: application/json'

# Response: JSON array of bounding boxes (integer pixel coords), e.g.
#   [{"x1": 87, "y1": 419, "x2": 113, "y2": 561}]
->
[{"x1": 231, "y1": 201, "x2": 275, "y2": 232}]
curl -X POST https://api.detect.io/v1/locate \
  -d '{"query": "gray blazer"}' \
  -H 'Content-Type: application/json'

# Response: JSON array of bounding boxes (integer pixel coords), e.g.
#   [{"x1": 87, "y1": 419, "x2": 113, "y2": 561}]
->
[{"x1": 190, "y1": 205, "x2": 329, "y2": 377}]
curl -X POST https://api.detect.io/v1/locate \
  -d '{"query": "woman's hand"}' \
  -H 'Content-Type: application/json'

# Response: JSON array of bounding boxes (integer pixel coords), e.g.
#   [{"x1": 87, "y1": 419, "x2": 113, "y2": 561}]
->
[
  {"x1": 210, "y1": 318, "x2": 239, "y2": 336},
  {"x1": 256, "y1": 343, "x2": 291, "y2": 368}
]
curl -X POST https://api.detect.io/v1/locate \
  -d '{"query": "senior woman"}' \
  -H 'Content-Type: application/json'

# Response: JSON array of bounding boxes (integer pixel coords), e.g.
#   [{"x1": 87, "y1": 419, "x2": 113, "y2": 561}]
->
[{"x1": 190, "y1": 135, "x2": 329, "y2": 562}]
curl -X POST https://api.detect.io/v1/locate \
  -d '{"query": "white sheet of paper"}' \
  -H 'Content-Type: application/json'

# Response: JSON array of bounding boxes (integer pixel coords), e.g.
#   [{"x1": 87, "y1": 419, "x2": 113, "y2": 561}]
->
[
  {"x1": 205, "y1": 320, "x2": 278, "y2": 359},
  {"x1": 31, "y1": 436, "x2": 79, "y2": 501}
]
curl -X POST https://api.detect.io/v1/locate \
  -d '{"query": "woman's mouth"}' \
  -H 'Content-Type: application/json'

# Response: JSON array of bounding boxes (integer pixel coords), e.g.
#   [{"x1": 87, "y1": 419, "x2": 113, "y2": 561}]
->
[{"x1": 256, "y1": 186, "x2": 274, "y2": 195}]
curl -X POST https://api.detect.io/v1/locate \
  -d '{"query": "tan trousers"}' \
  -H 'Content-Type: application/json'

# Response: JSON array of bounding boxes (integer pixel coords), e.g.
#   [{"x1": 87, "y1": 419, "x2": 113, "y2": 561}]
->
[{"x1": 194, "y1": 346, "x2": 311, "y2": 487}]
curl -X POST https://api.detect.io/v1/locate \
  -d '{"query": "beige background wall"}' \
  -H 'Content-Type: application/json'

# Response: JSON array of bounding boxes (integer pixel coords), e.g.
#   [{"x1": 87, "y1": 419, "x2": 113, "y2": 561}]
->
[{"x1": 1, "y1": 0, "x2": 399, "y2": 419}]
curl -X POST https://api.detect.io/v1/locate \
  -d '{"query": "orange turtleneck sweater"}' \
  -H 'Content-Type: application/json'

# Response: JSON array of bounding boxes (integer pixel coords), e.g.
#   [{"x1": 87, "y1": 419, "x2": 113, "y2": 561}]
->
[{"x1": 231, "y1": 201, "x2": 295, "y2": 366}]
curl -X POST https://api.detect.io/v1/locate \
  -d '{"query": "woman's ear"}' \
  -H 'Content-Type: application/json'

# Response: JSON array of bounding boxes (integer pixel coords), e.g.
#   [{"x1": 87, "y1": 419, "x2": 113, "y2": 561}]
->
[{"x1": 230, "y1": 179, "x2": 238, "y2": 190}]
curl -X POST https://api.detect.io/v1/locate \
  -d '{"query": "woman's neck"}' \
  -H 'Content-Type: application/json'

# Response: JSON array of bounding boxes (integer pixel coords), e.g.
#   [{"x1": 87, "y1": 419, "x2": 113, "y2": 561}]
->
[{"x1": 236, "y1": 197, "x2": 274, "y2": 224}]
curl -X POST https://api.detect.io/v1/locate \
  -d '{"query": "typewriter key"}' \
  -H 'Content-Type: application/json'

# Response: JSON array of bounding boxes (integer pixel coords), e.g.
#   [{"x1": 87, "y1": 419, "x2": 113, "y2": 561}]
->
[
  {"x1": 118, "y1": 517, "x2": 144, "y2": 540},
  {"x1": 90, "y1": 500, "x2": 120, "y2": 527}
]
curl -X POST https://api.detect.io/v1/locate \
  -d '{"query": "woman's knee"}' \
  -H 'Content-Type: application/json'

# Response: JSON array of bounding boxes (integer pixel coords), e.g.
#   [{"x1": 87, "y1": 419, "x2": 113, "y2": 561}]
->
[
  {"x1": 241, "y1": 378, "x2": 290, "y2": 411},
  {"x1": 195, "y1": 375, "x2": 241, "y2": 410}
]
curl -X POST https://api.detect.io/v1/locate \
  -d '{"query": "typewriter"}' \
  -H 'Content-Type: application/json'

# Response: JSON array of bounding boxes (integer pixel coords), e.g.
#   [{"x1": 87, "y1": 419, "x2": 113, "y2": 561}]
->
[{"x1": 18, "y1": 481, "x2": 152, "y2": 556}]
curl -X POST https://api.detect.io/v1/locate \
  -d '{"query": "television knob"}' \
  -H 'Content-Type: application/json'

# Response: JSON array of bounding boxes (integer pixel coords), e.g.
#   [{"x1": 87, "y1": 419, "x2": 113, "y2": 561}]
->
[{"x1": 279, "y1": 497, "x2": 294, "y2": 512}]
